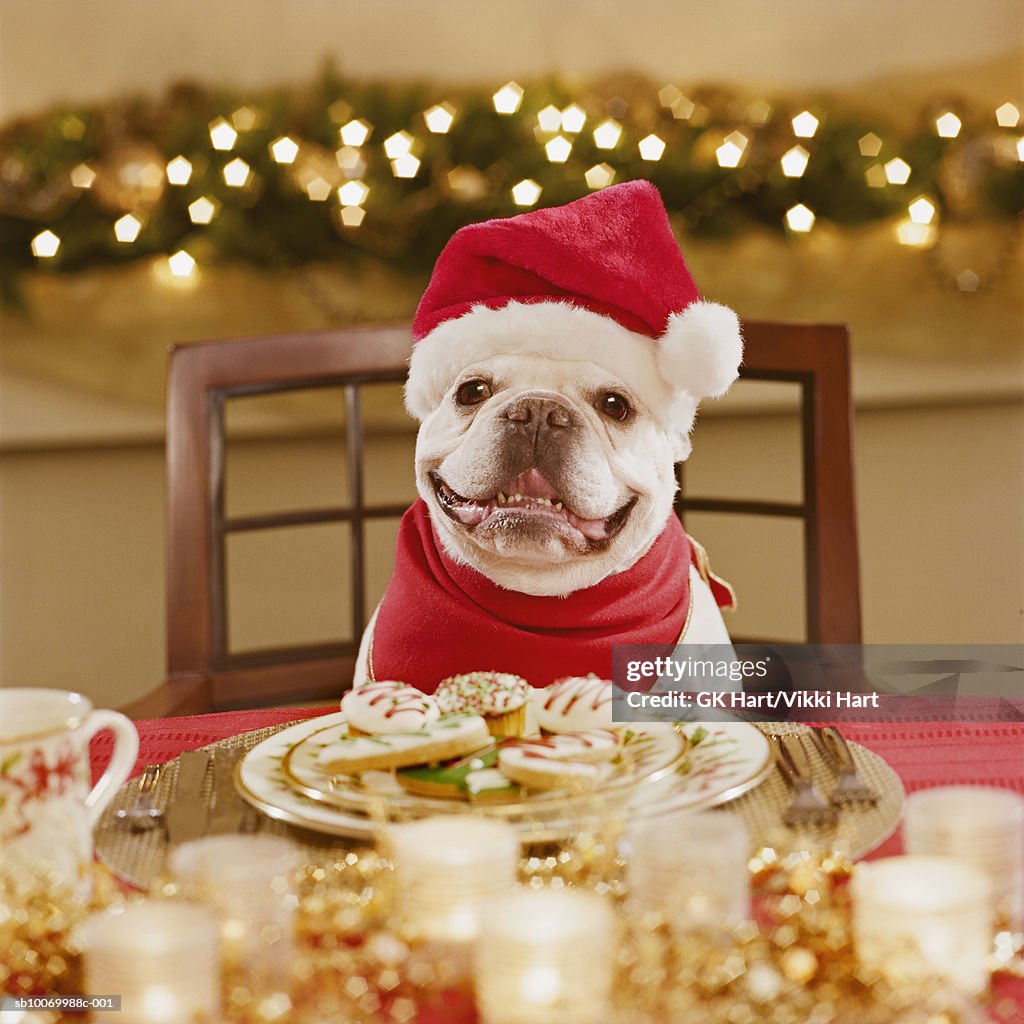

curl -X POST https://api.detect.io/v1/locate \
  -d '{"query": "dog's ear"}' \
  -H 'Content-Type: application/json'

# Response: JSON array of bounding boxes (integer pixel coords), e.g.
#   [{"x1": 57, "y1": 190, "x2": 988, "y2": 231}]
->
[
  {"x1": 665, "y1": 392, "x2": 698, "y2": 462},
  {"x1": 404, "y1": 342, "x2": 445, "y2": 422},
  {"x1": 403, "y1": 381, "x2": 431, "y2": 422}
]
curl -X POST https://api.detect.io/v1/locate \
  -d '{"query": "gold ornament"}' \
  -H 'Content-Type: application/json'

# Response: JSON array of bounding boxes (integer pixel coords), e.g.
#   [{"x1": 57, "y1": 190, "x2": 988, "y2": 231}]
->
[{"x1": 92, "y1": 141, "x2": 166, "y2": 214}]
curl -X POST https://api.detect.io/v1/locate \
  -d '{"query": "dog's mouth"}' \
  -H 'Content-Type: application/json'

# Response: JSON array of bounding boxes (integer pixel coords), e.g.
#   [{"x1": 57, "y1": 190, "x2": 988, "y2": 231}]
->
[{"x1": 429, "y1": 468, "x2": 637, "y2": 545}]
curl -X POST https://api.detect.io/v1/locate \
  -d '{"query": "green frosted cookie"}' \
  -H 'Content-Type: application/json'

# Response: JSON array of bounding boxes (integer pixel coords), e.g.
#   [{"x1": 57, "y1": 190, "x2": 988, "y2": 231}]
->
[{"x1": 396, "y1": 746, "x2": 522, "y2": 802}]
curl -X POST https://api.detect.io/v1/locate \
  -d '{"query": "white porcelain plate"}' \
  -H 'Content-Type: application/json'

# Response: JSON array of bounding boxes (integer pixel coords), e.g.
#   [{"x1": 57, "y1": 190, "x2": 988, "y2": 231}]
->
[{"x1": 235, "y1": 712, "x2": 773, "y2": 841}]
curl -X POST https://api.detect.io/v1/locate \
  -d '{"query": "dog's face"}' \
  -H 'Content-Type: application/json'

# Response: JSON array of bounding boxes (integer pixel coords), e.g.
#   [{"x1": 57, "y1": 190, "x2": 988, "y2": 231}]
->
[{"x1": 413, "y1": 345, "x2": 697, "y2": 597}]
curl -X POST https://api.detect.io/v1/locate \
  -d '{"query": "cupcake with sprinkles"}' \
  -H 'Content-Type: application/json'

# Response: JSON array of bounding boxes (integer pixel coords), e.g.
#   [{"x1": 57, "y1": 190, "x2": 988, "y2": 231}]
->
[{"x1": 434, "y1": 671, "x2": 530, "y2": 738}]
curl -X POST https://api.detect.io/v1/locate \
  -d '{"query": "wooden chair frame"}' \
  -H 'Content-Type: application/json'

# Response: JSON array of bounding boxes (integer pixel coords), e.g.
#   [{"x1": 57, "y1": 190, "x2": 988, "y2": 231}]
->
[{"x1": 124, "y1": 320, "x2": 859, "y2": 718}]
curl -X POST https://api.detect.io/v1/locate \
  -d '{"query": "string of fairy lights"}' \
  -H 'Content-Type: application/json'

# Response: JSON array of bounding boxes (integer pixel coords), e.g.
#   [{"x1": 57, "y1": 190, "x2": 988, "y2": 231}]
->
[{"x1": 0, "y1": 74, "x2": 1020, "y2": 305}]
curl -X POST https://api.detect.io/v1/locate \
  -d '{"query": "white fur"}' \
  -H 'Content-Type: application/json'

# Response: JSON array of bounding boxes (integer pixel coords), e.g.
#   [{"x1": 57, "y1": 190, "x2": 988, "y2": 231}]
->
[
  {"x1": 413, "y1": 351, "x2": 680, "y2": 596},
  {"x1": 406, "y1": 301, "x2": 703, "y2": 454},
  {"x1": 659, "y1": 301, "x2": 743, "y2": 399}
]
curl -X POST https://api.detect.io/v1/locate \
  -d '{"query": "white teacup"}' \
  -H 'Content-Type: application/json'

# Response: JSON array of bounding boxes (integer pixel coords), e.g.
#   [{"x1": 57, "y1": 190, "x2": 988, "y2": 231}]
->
[{"x1": 0, "y1": 688, "x2": 139, "y2": 892}]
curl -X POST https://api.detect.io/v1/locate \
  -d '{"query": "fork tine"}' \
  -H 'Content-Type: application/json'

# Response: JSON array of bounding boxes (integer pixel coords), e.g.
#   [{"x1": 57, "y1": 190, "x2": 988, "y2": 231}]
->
[
  {"x1": 811, "y1": 727, "x2": 880, "y2": 807},
  {"x1": 769, "y1": 734, "x2": 838, "y2": 829}
]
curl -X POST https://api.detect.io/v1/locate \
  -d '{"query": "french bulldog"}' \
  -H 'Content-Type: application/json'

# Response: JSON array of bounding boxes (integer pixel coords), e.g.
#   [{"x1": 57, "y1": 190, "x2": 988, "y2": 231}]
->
[{"x1": 354, "y1": 181, "x2": 741, "y2": 688}]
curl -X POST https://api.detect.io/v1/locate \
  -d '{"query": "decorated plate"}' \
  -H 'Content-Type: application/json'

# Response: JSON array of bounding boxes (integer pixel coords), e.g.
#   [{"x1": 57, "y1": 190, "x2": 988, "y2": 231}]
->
[
  {"x1": 281, "y1": 716, "x2": 687, "y2": 818},
  {"x1": 235, "y1": 712, "x2": 773, "y2": 840}
]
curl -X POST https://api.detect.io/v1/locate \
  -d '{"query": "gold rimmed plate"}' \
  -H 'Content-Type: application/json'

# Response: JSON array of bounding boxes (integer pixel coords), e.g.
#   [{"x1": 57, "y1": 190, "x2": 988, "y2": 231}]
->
[
  {"x1": 279, "y1": 717, "x2": 690, "y2": 821},
  {"x1": 234, "y1": 713, "x2": 775, "y2": 840}
]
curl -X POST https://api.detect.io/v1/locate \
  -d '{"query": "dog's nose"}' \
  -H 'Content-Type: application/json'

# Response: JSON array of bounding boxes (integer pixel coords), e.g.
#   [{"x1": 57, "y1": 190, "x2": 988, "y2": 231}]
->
[{"x1": 503, "y1": 395, "x2": 576, "y2": 433}]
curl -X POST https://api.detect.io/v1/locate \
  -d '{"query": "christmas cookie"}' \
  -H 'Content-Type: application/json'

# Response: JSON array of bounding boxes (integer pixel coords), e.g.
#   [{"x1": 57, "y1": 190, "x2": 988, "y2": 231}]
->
[
  {"x1": 435, "y1": 672, "x2": 530, "y2": 738},
  {"x1": 341, "y1": 681, "x2": 441, "y2": 735},
  {"x1": 533, "y1": 676, "x2": 614, "y2": 734},
  {"x1": 316, "y1": 713, "x2": 490, "y2": 774},
  {"x1": 397, "y1": 746, "x2": 521, "y2": 803},
  {"x1": 497, "y1": 729, "x2": 621, "y2": 791}
]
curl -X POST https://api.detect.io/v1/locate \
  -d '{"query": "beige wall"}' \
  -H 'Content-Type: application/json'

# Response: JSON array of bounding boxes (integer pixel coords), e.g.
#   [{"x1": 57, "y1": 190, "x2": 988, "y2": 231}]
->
[
  {"x1": 1, "y1": 0, "x2": 1020, "y2": 120},
  {"x1": 2, "y1": 400, "x2": 1021, "y2": 709}
]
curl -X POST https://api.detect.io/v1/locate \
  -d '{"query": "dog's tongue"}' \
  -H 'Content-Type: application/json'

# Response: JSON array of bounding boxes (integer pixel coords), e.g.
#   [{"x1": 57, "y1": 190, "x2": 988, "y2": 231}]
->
[{"x1": 505, "y1": 468, "x2": 560, "y2": 501}]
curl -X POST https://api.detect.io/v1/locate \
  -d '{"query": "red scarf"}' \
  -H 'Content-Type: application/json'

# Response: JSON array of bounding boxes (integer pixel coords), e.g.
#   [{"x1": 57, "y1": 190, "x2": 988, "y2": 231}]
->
[{"x1": 369, "y1": 500, "x2": 726, "y2": 692}]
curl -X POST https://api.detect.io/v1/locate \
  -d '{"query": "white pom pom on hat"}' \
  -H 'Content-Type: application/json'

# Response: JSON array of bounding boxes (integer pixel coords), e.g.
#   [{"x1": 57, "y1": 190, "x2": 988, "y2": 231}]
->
[{"x1": 660, "y1": 301, "x2": 743, "y2": 400}]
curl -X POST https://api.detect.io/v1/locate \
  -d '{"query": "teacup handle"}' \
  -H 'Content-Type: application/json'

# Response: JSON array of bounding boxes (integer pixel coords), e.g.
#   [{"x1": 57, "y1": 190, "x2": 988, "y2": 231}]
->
[{"x1": 81, "y1": 710, "x2": 140, "y2": 828}]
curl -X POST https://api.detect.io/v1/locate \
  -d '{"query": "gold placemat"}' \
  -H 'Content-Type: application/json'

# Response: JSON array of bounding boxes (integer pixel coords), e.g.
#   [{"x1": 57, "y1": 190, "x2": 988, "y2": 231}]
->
[{"x1": 94, "y1": 723, "x2": 903, "y2": 891}]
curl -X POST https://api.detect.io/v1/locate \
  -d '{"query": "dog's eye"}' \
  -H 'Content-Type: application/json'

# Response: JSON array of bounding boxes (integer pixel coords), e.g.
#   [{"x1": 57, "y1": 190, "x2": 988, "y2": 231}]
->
[
  {"x1": 597, "y1": 392, "x2": 631, "y2": 422},
  {"x1": 455, "y1": 379, "x2": 492, "y2": 406}
]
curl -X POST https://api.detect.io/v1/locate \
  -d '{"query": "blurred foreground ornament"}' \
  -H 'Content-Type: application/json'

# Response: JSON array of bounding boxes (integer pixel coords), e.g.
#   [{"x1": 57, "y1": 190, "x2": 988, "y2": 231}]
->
[
  {"x1": 852, "y1": 856, "x2": 994, "y2": 996},
  {"x1": 476, "y1": 889, "x2": 615, "y2": 1024},
  {"x1": 77, "y1": 901, "x2": 221, "y2": 1024}
]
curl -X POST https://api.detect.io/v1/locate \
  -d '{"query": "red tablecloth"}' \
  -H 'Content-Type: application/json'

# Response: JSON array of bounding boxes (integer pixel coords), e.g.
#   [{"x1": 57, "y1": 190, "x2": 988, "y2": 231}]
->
[{"x1": 90, "y1": 708, "x2": 1024, "y2": 1021}]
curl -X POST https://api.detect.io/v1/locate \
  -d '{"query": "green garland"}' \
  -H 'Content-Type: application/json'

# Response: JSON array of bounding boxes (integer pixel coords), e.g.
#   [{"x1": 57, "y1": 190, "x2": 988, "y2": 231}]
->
[{"x1": 0, "y1": 67, "x2": 1020, "y2": 307}]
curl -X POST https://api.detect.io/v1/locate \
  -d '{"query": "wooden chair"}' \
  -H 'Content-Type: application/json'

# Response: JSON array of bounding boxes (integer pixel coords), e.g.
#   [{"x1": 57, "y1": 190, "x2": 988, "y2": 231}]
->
[{"x1": 123, "y1": 321, "x2": 860, "y2": 718}]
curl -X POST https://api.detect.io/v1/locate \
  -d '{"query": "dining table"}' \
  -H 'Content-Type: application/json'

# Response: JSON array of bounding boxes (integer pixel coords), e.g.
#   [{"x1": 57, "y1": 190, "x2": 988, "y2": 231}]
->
[{"x1": 89, "y1": 704, "x2": 1024, "y2": 1022}]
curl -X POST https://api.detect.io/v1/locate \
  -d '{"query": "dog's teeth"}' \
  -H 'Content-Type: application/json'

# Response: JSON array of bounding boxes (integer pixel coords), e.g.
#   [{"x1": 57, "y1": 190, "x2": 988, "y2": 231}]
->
[
  {"x1": 554, "y1": 502, "x2": 563, "y2": 511},
  {"x1": 515, "y1": 493, "x2": 522, "y2": 502},
  {"x1": 497, "y1": 492, "x2": 506, "y2": 505}
]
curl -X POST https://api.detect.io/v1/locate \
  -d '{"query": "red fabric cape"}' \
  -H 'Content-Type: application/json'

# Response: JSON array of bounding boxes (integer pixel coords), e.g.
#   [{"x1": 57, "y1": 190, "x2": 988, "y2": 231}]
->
[{"x1": 369, "y1": 500, "x2": 717, "y2": 692}]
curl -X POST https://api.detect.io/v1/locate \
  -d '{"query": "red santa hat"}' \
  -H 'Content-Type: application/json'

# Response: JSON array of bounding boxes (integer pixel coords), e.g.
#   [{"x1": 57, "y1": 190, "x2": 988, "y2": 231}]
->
[{"x1": 405, "y1": 180, "x2": 742, "y2": 424}]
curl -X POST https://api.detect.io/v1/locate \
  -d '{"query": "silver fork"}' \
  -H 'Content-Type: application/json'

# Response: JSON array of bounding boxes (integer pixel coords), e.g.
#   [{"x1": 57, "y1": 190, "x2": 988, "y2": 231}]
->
[
  {"x1": 770, "y1": 733, "x2": 838, "y2": 829},
  {"x1": 114, "y1": 763, "x2": 164, "y2": 831},
  {"x1": 810, "y1": 727, "x2": 880, "y2": 807}
]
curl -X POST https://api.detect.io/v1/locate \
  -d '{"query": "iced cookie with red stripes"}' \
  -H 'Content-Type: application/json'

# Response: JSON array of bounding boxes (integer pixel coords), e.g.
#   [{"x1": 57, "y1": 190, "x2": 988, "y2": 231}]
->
[
  {"x1": 532, "y1": 675, "x2": 614, "y2": 734},
  {"x1": 341, "y1": 680, "x2": 441, "y2": 736},
  {"x1": 317, "y1": 713, "x2": 490, "y2": 774},
  {"x1": 497, "y1": 729, "x2": 621, "y2": 791}
]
